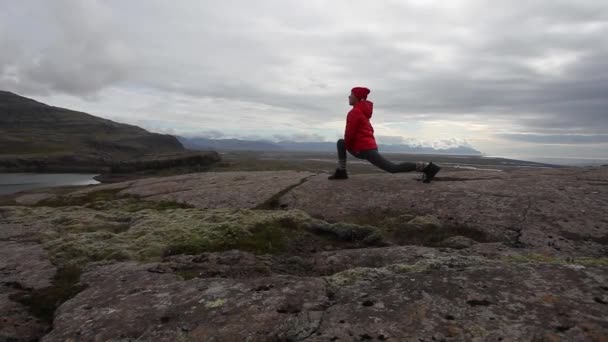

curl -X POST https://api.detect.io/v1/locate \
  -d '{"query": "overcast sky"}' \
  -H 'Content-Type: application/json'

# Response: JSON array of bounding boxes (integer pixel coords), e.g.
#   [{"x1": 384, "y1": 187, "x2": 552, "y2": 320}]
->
[{"x1": 1, "y1": 0, "x2": 607, "y2": 158}]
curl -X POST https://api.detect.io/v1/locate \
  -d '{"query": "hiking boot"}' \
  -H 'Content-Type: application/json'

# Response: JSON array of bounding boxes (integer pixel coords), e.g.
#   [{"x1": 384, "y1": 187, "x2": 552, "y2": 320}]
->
[
  {"x1": 328, "y1": 168, "x2": 348, "y2": 180},
  {"x1": 422, "y1": 162, "x2": 441, "y2": 183}
]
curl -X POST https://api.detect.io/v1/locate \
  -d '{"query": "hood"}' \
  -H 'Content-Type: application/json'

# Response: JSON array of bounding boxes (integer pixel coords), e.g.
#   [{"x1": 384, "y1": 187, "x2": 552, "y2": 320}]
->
[{"x1": 354, "y1": 100, "x2": 373, "y2": 119}]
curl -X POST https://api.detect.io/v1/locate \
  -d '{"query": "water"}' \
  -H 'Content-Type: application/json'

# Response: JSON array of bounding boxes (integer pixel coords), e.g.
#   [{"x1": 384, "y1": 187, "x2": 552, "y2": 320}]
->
[
  {"x1": 0, "y1": 173, "x2": 99, "y2": 195},
  {"x1": 486, "y1": 156, "x2": 608, "y2": 167}
]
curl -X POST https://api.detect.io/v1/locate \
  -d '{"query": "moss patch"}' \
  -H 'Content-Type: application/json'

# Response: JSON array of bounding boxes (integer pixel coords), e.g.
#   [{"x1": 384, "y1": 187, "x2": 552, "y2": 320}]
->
[
  {"x1": 381, "y1": 215, "x2": 489, "y2": 247},
  {"x1": 37, "y1": 189, "x2": 192, "y2": 212},
  {"x1": 504, "y1": 253, "x2": 608, "y2": 266},
  {"x1": 85, "y1": 197, "x2": 193, "y2": 212},
  {"x1": 302, "y1": 220, "x2": 385, "y2": 246},
  {"x1": 163, "y1": 219, "x2": 294, "y2": 257},
  {"x1": 203, "y1": 298, "x2": 227, "y2": 309},
  {"x1": 342, "y1": 210, "x2": 490, "y2": 247},
  {"x1": 37, "y1": 189, "x2": 124, "y2": 207},
  {"x1": 324, "y1": 257, "x2": 479, "y2": 292},
  {"x1": 2, "y1": 205, "x2": 392, "y2": 268}
]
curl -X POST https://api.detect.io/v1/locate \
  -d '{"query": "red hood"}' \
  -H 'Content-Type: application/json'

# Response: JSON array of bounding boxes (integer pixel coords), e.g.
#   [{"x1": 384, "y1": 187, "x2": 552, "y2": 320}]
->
[{"x1": 354, "y1": 100, "x2": 373, "y2": 119}]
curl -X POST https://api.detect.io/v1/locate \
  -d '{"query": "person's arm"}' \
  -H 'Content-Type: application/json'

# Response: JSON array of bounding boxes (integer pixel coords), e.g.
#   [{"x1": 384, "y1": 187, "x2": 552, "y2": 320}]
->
[{"x1": 344, "y1": 109, "x2": 361, "y2": 151}]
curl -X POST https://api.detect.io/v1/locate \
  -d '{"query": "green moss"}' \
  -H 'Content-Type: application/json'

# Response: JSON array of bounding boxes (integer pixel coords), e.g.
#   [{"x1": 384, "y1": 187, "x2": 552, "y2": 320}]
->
[
  {"x1": 504, "y1": 253, "x2": 608, "y2": 266},
  {"x1": 504, "y1": 253, "x2": 558, "y2": 264},
  {"x1": 13, "y1": 207, "x2": 317, "y2": 267},
  {"x1": 343, "y1": 211, "x2": 489, "y2": 247},
  {"x1": 9, "y1": 265, "x2": 86, "y2": 324},
  {"x1": 325, "y1": 256, "x2": 492, "y2": 291},
  {"x1": 162, "y1": 212, "x2": 301, "y2": 257},
  {"x1": 37, "y1": 189, "x2": 124, "y2": 207},
  {"x1": 203, "y1": 298, "x2": 227, "y2": 309},
  {"x1": 386, "y1": 261, "x2": 437, "y2": 273},
  {"x1": 303, "y1": 220, "x2": 385, "y2": 245},
  {"x1": 384, "y1": 215, "x2": 488, "y2": 247},
  {"x1": 176, "y1": 269, "x2": 201, "y2": 280},
  {"x1": 86, "y1": 197, "x2": 193, "y2": 212},
  {"x1": 325, "y1": 267, "x2": 393, "y2": 288},
  {"x1": 176, "y1": 330, "x2": 194, "y2": 342},
  {"x1": 576, "y1": 258, "x2": 608, "y2": 266}
]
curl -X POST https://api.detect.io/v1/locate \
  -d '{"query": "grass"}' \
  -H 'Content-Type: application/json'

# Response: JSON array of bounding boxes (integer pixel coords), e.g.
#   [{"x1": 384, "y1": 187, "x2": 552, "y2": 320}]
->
[
  {"x1": 37, "y1": 189, "x2": 193, "y2": 212},
  {"x1": 344, "y1": 210, "x2": 491, "y2": 247},
  {"x1": 163, "y1": 220, "x2": 293, "y2": 257},
  {"x1": 36, "y1": 189, "x2": 125, "y2": 207}
]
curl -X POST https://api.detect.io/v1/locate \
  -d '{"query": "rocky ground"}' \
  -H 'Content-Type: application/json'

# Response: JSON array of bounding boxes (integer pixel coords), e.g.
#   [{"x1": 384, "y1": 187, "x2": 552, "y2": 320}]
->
[{"x1": 1, "y1": 168, "x2": 607, "y2": 341}]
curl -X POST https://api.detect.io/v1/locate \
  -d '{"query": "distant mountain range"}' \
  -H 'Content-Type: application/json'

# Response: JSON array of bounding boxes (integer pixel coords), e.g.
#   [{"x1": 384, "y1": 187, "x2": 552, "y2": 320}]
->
[{"x1": 178, "y1": 136, "x2": 482, "y2": 155}]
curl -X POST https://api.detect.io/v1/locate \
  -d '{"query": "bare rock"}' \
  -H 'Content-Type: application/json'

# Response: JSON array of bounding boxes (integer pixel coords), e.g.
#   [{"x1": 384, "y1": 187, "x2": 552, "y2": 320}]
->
[
  {"x1": 0, "y1": 241, "x2": 57, "y2": 341},
  {"x1": 14, "y1": 193, "x2": 56, "y2": 205},
  {"x1": 40, "y1": 250, "x2": 608, "y2": 341},
  {"x1": 42, "y1": 262, "x2": 329, "y2": 342},
  {"x1": 69, "y1": 170, "x2": 314, "y2": 209}
]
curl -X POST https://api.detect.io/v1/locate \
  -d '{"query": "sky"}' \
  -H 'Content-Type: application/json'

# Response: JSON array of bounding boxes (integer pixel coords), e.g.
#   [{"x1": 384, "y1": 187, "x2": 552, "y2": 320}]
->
[{"x1": 1, "y1": 0, "x2": 607, "y2": 158}]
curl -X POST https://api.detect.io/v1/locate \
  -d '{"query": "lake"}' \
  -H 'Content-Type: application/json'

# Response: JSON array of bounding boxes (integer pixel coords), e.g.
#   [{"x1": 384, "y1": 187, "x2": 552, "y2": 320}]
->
[{"x1": 0, "y1": 173, "x2": 99, "y2": 195}]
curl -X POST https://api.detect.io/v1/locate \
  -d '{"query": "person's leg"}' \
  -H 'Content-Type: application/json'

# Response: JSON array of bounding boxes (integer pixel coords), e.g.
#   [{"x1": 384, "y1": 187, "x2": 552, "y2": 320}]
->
[
  {"x1": 337, "y1": 139, "x2": 347, "y2": 170},
  {"x1": 361, "y1": 149, "x2": 441, "y2": 182},
  {"x1": 359, "y1": 149, "x2": 418, "y2": 173},
  {"x1": 328, "y1": 139, "x2": 349, "y2": 180}
]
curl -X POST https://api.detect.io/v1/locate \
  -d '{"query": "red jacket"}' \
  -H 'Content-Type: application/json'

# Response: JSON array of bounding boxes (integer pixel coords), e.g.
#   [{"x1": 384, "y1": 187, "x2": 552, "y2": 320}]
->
[{"x1": 344, "y1": 100, "x2": 377, "y2": 153}]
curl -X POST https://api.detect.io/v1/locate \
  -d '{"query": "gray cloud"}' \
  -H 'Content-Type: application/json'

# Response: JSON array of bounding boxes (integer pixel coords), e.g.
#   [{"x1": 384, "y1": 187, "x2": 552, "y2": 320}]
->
[
  {"x1": 1, "y1": 0, "x2": 607, "y2": 156},
  {"x1": 376, "y1": 136, "x2": 405, "y2": 144},
  {"x1": 498, "y1": 133, "x2": 608, "y2": 144},
  {"x1": 272, "y1": 133, "x2": 327, "y2": 142},
  {"x1": 0, "y1": 1, "x2": 133, "y2": 96}
]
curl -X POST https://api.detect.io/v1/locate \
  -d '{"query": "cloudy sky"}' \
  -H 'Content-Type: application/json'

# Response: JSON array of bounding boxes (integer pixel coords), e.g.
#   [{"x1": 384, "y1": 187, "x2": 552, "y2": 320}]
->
[{"x1": 1, "y1": 0, "x2": 607, "y2": 158}]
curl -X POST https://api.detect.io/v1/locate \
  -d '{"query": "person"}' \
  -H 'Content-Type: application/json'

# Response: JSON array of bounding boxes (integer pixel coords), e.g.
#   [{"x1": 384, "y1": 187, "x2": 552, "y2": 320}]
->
[{"x1": 328, "y1": 86, "x2": 441, "y2": 183}]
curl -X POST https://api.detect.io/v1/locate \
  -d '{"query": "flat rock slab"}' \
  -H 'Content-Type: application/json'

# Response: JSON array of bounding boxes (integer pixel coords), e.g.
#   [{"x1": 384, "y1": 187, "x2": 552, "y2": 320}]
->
[
  {"x1": 0, "y1": 241, "x2": 56, "y2": 289},
  {"x1": 43, "y1": 262, "x2": 329, "y2": 342},
  {"x1": 42, "y1": 249, "x2": 608, "y2": 342},
  {"x1": 280, "y1": 168, "x2": 608, "y2": 256},
  {"x1": 69, "y1": 171, "x2": 314, "y2": 209},
  {"x1": 14, "y1": 193, "x2": 56, "y2": 206}
]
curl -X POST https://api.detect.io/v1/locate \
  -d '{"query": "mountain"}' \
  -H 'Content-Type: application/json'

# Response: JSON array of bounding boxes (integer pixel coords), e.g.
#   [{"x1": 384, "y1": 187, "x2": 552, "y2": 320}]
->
[
  {"x1": 179, "y1": 136, "x2": 483, "y2": 155},
  {"x1": 178, "y1": 136, "x2": 282, "y2": 152},
  {"x1": 0, "y1": 90, "x2": 185, "y2": 160}
]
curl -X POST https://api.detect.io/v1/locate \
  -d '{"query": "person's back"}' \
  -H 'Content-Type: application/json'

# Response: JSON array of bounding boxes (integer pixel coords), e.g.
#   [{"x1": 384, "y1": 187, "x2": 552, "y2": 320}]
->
[{"x1": 345, "y1": 98, "x2": 376, "y2": 154}]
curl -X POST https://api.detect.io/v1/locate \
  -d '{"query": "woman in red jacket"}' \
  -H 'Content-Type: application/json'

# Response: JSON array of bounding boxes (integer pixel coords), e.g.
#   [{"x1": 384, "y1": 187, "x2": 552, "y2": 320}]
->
[{"x1": 329, "y1": 87, "x2": 441, "y2": 183}]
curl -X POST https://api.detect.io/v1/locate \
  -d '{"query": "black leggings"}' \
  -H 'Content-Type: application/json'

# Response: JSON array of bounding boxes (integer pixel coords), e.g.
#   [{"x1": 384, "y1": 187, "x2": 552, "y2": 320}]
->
[{"x1": 337, "y1": 139, "x2": 417, "y2": 173}]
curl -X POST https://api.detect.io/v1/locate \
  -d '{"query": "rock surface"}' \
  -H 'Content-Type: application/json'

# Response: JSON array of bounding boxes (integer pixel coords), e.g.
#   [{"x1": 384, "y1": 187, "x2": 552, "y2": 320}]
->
[
  {"x1": 280, "y1": 168, "x2": 608, "y2": 257},
  {"x1": 0, "y1": 241, "x2": 57, "y2": 341},
  {"x1": 72, "y1": 170, "x2": 315, "y2": 209},
  {"x1": 42, "y1": 248, "x2": 608, "y2": 342},
  {"x1": 1, "y1": 167, "x2": 607, "y2": 341},
  {"x1": 14, "y1": 193, "x2": 56, "y2": 206}
]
